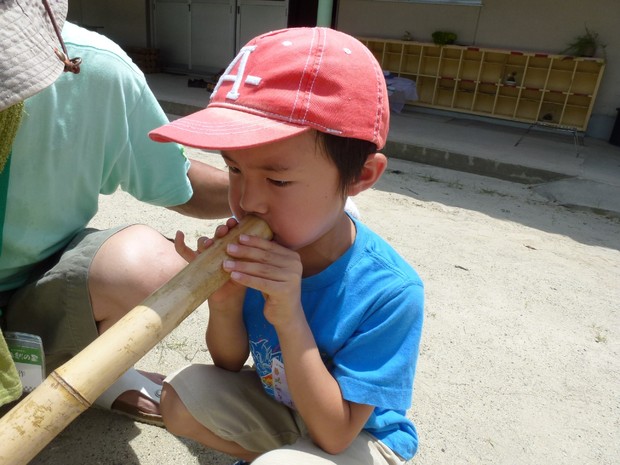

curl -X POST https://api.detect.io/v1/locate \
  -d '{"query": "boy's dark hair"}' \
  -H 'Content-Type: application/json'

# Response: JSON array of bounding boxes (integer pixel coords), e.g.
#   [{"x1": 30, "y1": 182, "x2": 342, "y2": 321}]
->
[{"x1": 317, "y1": 132, "x2": 378, "y2": 196}]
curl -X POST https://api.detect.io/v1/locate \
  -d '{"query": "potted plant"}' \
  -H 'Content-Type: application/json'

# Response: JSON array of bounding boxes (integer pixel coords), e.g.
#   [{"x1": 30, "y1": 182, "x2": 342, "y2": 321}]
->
[
  {"x1": 562, "y1": 26, "x2": 606, "y2": 58},
  {"x1": 431, "y1": 31, "x2": 457, "y2": 46}
]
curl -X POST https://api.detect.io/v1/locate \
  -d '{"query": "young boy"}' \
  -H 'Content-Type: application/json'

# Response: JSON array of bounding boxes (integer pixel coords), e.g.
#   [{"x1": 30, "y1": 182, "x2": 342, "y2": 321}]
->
[{"x1": 149, "y1": 27, "x2": 424, "y2": 465}]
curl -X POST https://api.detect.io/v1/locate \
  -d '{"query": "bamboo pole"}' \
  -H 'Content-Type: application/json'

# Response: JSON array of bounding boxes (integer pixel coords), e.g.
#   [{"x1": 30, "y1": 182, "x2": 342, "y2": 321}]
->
[{"x1": 0, "y1": 216, "x2": 271, "y2": 465}]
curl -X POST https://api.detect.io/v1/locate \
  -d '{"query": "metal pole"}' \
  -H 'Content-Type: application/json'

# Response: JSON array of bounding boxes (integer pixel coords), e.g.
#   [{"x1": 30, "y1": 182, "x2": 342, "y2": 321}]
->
[{"x1": 316, "y1": 0, "x2": 334, "y2": 27}]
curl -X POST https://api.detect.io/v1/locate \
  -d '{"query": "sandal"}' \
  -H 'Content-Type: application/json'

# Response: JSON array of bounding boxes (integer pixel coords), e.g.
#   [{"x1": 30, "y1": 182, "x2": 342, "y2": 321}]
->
[{"x1": 94, "y1": 367, "x2": 164, "y2": 427}]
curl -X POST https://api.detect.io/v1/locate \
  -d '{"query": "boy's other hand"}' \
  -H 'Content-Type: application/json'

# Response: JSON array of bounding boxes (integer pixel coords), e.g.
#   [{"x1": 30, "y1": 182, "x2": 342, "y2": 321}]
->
[{"x1": 174, "y1": 217, "x2": 240, "y2": 262}]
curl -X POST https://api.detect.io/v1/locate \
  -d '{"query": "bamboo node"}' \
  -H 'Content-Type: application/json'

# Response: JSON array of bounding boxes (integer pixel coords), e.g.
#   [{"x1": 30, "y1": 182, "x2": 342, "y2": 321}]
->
[{"x1": 50, "y1": 371, "x2": 92, "y2": 408}]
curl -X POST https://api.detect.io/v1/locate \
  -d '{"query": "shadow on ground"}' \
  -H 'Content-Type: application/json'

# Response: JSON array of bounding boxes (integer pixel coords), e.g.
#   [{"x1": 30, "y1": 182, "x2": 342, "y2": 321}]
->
[
  {"x1": 26, "y1": 409, "x2": 234, "y2": 465},
  {"x1": 374, "y1": 158, "x2": 620, "y2": 252}
]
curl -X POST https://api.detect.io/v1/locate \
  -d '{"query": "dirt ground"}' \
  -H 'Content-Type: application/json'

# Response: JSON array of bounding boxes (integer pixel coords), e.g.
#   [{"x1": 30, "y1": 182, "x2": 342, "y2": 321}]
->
[{"x1": 28, "y1": 149, "x2": 619, "y2": 465}]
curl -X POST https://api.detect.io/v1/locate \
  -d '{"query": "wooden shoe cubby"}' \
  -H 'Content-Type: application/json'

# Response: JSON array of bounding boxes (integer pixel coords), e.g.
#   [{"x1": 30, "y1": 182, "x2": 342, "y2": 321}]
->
[{"x1": 359, "y1": 37, "x2": 605, "y2": 131}]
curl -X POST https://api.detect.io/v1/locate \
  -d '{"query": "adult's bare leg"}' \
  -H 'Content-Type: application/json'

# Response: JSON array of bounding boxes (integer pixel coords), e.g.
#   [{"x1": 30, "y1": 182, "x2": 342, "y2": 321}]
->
[{"x1": 89, "y1": 224, "x2": 188, "y2": 415}]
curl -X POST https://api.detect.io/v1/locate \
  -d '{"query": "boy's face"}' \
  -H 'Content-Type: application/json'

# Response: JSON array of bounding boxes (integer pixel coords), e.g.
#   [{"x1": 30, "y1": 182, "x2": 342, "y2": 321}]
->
[{"x1": 222, "y1": 130, "x2": 348, "y2": 251}]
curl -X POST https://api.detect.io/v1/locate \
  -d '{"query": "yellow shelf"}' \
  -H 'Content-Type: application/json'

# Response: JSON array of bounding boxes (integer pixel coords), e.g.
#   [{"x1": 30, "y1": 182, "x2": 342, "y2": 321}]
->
[{"x1": 359, "y1": 37, "x2": 605, "y2": 131}]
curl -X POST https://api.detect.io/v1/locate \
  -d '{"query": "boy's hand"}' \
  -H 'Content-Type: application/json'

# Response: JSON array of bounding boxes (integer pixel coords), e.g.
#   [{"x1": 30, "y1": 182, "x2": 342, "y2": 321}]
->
[
  {"x1": 174, "y1": 230, "x2": 210, "y2": 262},
  {"x1": 174, "y1": 218, "x2": 249, "y2": 306},
  {"x1": 174, "y1": 217, "x2": 240, "y2": 262},
  {"x1": 223, "y1": 234, "x2": 303, "y2": 329}
]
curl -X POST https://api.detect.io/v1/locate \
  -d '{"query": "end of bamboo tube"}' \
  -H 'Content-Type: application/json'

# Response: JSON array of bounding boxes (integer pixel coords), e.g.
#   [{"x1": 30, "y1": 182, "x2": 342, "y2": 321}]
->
[{"x1": 236, "y1": 215, "x2": 273, "y2": 241}]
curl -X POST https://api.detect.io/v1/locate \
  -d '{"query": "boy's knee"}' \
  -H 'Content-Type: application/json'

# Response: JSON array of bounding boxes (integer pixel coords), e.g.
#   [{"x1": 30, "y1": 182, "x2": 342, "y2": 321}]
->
[
  {"x1": 251, "y1": 449, "x2": 297, "y2": 465},
  {"x1": 160, "y1": 382, "x2": 187, "y2": 434}
]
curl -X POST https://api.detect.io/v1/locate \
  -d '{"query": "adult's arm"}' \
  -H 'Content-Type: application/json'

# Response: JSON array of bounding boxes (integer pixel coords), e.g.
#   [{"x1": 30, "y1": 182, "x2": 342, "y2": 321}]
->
[{"x1": 168, "y1": 158, "x2": 231, "y2": 219}]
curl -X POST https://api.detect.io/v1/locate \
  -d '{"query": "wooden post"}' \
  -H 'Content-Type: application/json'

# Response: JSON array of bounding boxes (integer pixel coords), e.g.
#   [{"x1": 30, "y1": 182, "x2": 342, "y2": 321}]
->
[{"x1": 0, "y1": 216, "x2": 271, "y2": 465}]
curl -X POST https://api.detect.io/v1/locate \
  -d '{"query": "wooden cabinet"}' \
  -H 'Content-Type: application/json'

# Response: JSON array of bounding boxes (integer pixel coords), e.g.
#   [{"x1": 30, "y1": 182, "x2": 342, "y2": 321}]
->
[{"x1": 359, "y1": 37, "x2": 606, "y2": 132}]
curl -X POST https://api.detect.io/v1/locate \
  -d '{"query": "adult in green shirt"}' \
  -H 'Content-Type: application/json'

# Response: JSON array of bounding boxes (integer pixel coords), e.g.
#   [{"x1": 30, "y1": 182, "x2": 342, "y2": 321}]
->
[{"x1": 0, "y1": 0, "x2": 230, "y2": 425}]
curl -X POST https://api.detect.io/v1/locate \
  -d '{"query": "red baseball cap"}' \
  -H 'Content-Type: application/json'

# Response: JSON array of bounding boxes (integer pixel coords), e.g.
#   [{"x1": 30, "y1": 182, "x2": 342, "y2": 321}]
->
[{"x1": 149, "y1": 27, "x2": 389, "y2": 150}]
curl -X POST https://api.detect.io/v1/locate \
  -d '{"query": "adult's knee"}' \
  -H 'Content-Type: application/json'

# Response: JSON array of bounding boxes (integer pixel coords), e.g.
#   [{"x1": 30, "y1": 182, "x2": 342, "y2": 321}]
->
[
  {"x1": 97, "y1": 224, "x2": 183, "y2": 279},
  {"x1": 89, "y1": 225, "x2": 186, "y2": 309}
]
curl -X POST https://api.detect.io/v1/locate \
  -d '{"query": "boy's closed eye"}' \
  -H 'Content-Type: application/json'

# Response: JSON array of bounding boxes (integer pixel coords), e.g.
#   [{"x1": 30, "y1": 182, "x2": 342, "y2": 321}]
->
[
  {"x1": 226, "y1": 164, "x2": 292, "y2": 187},
  {"x1": 268, "y1": 178, "x2": 292, "y2": 187}
]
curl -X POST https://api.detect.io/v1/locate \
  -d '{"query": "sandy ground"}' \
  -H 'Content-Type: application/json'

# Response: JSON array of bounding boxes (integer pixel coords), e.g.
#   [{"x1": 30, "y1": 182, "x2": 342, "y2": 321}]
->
[{"x1": 27, "y1": 149, "x2": 619, "y2": 465}]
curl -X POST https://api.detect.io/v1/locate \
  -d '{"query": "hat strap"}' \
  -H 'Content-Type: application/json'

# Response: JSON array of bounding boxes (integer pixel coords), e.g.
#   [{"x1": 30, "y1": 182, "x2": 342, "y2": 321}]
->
[{"x1": 41, "y1": 0, "x2": 82, "y2": 74}]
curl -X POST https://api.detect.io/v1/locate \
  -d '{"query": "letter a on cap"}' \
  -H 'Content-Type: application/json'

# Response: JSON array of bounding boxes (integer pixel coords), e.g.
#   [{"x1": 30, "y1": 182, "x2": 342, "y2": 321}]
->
[{"x1": 211, "y1": 45, "x2": 262, "y2": 101}]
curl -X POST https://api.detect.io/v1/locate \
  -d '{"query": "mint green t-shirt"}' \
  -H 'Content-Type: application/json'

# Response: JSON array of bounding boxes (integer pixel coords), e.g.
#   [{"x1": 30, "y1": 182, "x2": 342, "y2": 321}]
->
[{"x1": 0, "y1": 23, "x2": 192, "y2": 291}]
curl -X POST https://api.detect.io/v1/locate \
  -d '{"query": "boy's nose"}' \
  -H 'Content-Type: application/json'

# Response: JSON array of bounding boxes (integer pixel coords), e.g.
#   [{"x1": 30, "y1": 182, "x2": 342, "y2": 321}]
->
[{"x1": 239, "y1": 183, "x2": 267, "y2": 214}]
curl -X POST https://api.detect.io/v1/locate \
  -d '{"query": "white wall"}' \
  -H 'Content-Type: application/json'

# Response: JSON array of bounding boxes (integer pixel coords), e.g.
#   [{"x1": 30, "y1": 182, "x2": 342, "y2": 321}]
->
[{"x1": 337, "y1": 0, "x2": 620, "y2": 139}]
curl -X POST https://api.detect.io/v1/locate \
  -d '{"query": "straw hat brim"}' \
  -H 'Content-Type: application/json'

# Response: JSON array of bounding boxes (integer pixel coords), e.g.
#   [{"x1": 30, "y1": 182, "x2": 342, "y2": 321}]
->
[{"x1": 0, "y1": 0, "x2": 68, "y2": 111}]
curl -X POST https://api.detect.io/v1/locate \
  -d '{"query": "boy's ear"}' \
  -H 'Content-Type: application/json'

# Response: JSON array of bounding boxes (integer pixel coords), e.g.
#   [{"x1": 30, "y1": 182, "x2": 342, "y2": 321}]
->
[{"x1": 347, "y1": 152, "x2": 387, "y2": 196}]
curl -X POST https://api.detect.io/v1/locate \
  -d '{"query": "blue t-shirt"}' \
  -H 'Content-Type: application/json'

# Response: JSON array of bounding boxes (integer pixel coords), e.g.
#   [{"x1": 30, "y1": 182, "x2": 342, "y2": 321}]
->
[
  {"x1": 0, "y1": 23, "x2": 192, "y2": 291},
  {"x1": 244, "y1": 216, "x2": 424, "y2": 460}
]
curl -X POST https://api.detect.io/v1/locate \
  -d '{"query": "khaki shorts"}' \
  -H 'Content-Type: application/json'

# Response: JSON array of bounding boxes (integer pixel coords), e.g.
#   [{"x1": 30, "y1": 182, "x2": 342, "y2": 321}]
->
[
  {"x1": 5, "y1": 226, "x2": 127, "y2": 373},
  {"x1": 166, "y1": 364, "x2": 406, "y2": 465}
]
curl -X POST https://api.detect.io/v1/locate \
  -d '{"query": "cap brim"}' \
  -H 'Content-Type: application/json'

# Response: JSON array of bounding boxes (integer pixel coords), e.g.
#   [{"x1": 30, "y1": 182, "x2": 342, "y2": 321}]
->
[{"x1": 149, "y1": 106, "x2": 312, "y2": 150}]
